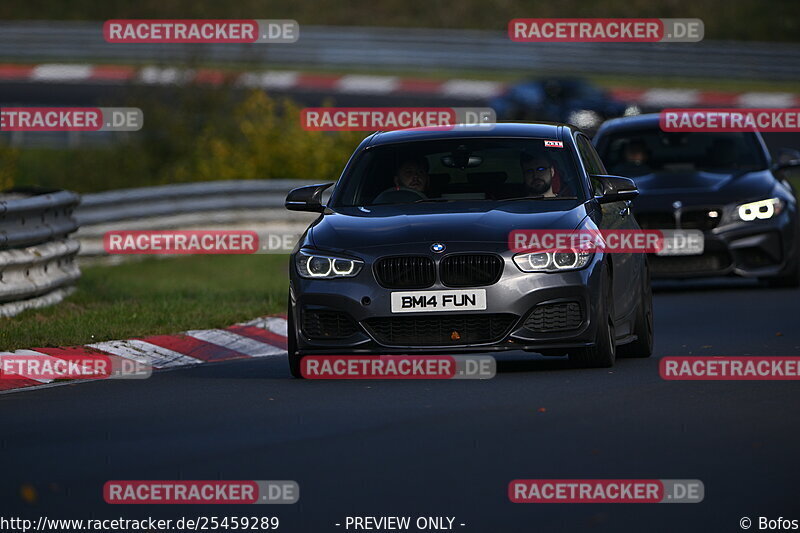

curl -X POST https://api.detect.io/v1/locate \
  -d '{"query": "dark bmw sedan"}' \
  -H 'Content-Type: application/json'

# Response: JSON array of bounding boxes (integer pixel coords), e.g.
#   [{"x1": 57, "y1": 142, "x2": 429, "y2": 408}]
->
[
  {"x1": 285, "y1": 123, "x2": 653, "y2": 376},
  {"x1": 593, "y1": 114, "x2": 800, "y2": 285}
]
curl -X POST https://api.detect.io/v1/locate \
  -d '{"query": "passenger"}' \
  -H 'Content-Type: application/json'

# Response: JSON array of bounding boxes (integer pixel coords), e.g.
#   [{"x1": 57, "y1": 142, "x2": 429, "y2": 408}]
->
[{"x1": 520, "y1": 152, "x2": 558, "y2": 197}]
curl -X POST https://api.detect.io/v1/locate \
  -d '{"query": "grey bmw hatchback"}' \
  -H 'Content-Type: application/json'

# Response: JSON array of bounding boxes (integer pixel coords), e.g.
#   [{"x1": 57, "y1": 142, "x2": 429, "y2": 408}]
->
[{"x1": 285, "y1": 123, "x2": 653, "y2": 377}]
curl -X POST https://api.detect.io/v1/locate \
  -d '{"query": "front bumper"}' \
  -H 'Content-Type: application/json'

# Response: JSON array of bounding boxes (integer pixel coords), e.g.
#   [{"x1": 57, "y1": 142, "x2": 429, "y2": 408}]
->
[
  {"x1": 289, "y1": 246, "x2": 606, "y2": 355},
  {"x1": 649, "y1": 213, "x2": 797, "y2": 279}
]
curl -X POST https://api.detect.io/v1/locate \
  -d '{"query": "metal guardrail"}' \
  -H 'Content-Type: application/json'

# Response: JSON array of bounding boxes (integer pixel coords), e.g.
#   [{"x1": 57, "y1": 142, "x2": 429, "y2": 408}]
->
[
  {"x1": 0, "y1": 180, "x2": 313, "y2": 314},
  {"x1": 0, "y1": 189, "x2": 81, "y2": 317},
  {"x1": 0, "y1": 22, "x2": 798, "y2": 81},
  {"x1": 75, "y1": 180, "x2": 312, "y2": 226},
  {"x1": 74, "y1": 180, "x2": 318, "y2": 258}
]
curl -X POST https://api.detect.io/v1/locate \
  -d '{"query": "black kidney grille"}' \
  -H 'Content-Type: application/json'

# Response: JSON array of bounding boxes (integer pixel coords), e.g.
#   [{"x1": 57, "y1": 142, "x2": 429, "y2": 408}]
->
[
  {"x1": 374, "y1": 256, "x2": 435, "y2": 289},
  {"x1": 440, "y1": 254, "x2": 503, "y2": 287},
  {"x1": 363, "y1": 313, "x2": 516, "y2": 346},
  {"x1": 302, "y1": 310, "x2": 359, "y2": 339},
  {"x1": 524, "y1": 302, "x2": 583, "y2": 332},
  {"x1": 680, "y1": 208, "x2": 721, "y2": 231}
]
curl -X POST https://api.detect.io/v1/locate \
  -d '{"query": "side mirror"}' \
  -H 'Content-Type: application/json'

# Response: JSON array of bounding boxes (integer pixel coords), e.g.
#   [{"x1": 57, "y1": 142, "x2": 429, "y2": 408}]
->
[
  {"x1": 285, "y1": 183, "x2": 335, "y2": 212},
  {"x1": 591, "y1": 174, "x2": 639, "y2": 204},
  {"x1": 774, "y1": 148, "x2": 800, "y2": 171}
]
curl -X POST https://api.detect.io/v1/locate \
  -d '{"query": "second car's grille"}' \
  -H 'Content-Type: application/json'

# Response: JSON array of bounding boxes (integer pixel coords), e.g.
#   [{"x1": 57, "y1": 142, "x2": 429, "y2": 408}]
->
[
  {"x1": 363, "y1": 314, "x2": 516, "y2": 346},
  {"x1": 524, "y1": 302, "x2": 584, "y2": 332},
  {"x1": 302, "y1": 310, "x2": 359, "y2": 339},
  {"x1": 440, "y1": 254, "x2": 503, "y2": 287},
  {"x1": 681, "y1": 208, "x2": 721, "y2": 231},
  {"x1": 374, "y1": 256, "x2": 435, "y2": 289}
]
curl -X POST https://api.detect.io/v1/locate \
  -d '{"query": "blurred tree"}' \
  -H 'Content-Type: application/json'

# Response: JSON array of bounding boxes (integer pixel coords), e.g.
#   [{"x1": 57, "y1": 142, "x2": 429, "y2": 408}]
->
[{"x1": 0, "y1": 145, "x2": 19, "y2": 191}]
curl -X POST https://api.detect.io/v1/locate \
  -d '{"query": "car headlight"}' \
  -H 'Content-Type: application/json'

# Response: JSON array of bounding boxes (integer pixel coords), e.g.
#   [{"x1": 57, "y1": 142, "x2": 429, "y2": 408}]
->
[
  {"x1": 733, "y1": 198, "x2": 785, "y2": 222},
  {"x1": 513, "y1": 249, "x2": 593, "y2": 273},
  {"x1": 296, "y1": 250, "x2": 363, "y2": 279}
]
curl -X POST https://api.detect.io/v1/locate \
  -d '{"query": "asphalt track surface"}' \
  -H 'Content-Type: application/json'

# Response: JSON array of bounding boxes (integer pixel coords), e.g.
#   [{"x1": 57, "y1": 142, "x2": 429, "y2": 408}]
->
[
  {"x1": 2, "y1": 82, "x2": 800, "y2": 532},
  {"x1": 2, "y1": 279, "x2": 800, "y2": 532}
]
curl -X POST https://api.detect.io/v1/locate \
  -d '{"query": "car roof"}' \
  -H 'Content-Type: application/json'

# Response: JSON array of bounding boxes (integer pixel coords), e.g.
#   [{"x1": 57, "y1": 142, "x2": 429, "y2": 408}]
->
[
  {"x1": 594, "y1": 112, "x2": 767, "y2": 149},
  {"x1": 366, "y1": 122, "x2": 576, "y2": 147},
  {"x1": 595, "y1": 113, "x2": 661, "y2": 134}
]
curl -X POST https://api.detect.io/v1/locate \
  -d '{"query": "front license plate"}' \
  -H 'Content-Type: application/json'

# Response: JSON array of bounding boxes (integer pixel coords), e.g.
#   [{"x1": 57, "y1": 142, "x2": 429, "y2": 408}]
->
[
  {"x1": 657, "y1": 230, "x2": 705, "y2": 256},
  {"x1": 390, "y1": 289, "x2": 487, "y2": 313}
]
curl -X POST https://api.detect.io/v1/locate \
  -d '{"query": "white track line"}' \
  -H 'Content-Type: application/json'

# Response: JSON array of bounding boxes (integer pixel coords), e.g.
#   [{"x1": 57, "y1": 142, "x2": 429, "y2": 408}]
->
[
  {"x1": 641, "y1": 89, "x2": 700, "y2": 107},
  {"x1": 87, "y1": 339, "x2": 204, "y2": 369},
  {"x1": 31, "y1": 64, "x2": 92, "y2": 82},
  {"x1": 442, "y1": 79, "x2": 504, "y2": 98},
  {"x1": 0, "y1": 350, "x2": 56, "y2": 383},
  {"x1": 241, "y1": 316, "x2": 288, "y2": 337},
  {"x1": 137, "y1": 66, "x2": 192, "y2": 85},
  {"x1": 738, "y1": 92, "x2": 796, "y2": 108},
  {"x1": 237, "y1": 70, "x2": 299, "y2": 89},
  {"x1": 185, "y1": 329, "x2": 285, "y2": 357},
  {"x1": 337, "y1": 75, "x2": 399, "y2": 94}
]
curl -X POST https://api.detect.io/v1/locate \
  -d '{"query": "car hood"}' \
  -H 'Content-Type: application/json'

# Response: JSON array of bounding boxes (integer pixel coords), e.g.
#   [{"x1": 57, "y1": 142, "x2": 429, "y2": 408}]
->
[
  {"x1": 630, "y1": 170, "x2": 776, "y2": 210},
  {"x1": 309, "y1": 202, "x2": 590, "y2": 252}
]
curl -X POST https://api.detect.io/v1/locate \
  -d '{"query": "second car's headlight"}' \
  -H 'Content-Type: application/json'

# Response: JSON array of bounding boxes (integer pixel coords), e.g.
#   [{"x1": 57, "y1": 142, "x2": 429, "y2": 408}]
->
[
  {"x1": 734, "y1": 198, "x2": 785, "y2": 222},
  {"x1": 296, "y1": 250, "x2": 363, "y2": 279},
  {"x1": 513, "y1": 249, "x2": 593, "y2": 273}
]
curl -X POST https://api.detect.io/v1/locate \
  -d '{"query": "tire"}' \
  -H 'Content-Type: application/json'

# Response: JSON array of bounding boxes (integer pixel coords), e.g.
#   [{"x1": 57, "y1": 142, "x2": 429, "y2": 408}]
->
[
  {"x1": 570, "y1": 270, "x2": 616, "y2": 368},
  {"x1": 617, "y1": 266, "x2": 654, "y2": 358},
  {"x1": 287, "y1": 297, "x2": 305, "y2": 379}
]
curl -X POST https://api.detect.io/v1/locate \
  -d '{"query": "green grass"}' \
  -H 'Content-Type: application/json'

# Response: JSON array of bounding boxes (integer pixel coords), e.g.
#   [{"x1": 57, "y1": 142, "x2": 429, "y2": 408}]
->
[{"x1": 0, "y1": 254, "x2": 289, "y2": 350}]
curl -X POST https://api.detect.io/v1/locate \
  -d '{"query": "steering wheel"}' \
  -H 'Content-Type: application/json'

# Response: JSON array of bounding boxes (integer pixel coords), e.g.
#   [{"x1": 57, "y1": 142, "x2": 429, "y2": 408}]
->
[{"x1": 372, "y1": 187, "x2": 427, "y2": 204}]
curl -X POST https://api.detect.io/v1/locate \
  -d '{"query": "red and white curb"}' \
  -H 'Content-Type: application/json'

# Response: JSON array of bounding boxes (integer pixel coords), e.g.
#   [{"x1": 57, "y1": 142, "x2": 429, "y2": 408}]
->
[
  {"x1": 1, "y1": 63, "x2": 798, "y2": 108},
  {"x1": 0, "y1": 316, "x2": 288, "y2": 394}
]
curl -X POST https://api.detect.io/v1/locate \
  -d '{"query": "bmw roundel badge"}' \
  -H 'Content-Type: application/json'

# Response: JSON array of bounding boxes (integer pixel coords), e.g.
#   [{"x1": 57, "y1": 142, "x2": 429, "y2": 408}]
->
[{"x1": 431, "y1": 243, "x2": 446, "y2": 253}]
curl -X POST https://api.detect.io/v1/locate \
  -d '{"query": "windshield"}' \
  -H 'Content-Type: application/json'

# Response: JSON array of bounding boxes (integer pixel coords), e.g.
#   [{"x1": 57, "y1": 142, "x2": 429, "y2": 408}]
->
[
  {"x1": 332, "y1": 138, "x2": 584, "y2": 207},
  {"x1": 597, "y1": 129, "x2": 768, "y2": 177}
]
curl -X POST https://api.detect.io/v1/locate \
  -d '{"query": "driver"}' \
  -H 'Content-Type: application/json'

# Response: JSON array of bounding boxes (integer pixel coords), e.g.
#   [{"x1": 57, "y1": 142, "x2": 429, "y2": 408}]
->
[
  {"x1": 373, "y1": 156, "x2": 431, "y2": 204},
  {"x1": 520, "y1": 151, "x2": 557, "y2": 197},
  {"x1": 392, "y1": 156, "x2": 430, "y2": 194}
]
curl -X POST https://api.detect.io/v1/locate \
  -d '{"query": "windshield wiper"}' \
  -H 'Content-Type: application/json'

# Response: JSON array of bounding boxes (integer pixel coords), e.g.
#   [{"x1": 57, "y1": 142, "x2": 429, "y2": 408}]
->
[{"x1": 414, "y1": 198, "x2": 453, "y2": 203}]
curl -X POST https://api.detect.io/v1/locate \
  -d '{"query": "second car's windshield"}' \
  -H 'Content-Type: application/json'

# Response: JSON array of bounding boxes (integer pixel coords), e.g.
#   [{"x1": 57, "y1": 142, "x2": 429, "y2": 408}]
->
[
  {"x1": 598, "y1": 129, "x2": 768, "y2": 177},
  {"x1": 332, "y1": 138, "x2": 584, "y2": 207}
]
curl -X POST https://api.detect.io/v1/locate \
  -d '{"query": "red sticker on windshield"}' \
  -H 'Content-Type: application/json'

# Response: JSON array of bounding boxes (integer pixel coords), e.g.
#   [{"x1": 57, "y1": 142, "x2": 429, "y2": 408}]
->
[{"x1": 544, "y1": 140, "x2": 563, "y2": 148}]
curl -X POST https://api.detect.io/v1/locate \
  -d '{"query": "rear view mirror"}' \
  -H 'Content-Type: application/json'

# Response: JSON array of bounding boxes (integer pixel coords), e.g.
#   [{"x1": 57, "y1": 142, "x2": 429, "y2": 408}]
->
[
  {"x1": 285, "y1": 183, "x2": 335, "y2": 212},
  {"x1": 591, "y1": 174, "x2": 639, "y2": 204}
]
